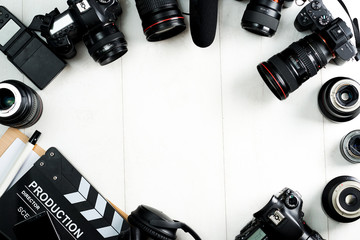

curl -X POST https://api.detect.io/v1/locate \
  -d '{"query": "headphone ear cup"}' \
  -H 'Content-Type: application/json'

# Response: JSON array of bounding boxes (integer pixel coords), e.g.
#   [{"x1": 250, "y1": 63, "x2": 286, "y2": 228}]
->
[{"x1": 128, "y1": 205, "x2": 177, "y2": 240}]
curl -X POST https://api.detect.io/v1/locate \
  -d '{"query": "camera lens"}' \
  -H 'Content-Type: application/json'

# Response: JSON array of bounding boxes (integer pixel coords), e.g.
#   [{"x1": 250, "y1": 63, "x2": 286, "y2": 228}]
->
[
  {"x1": 340, "y1": 130, "x2": 360, "y2": 163},
  {"x1": 84, "y1": 24, "x2": 128, "y2": 66},
  {"x1": 318, "y1": 77, "x2": 360, "y2": 122},
  {"x1": 135, "y1": 0, "x2": 186, "y2": 41},
  {"x1": 257, "y1": 33, "x2": 333, "y2": 100},
  {"x1": 322, "y1": 176, "x2": 360, "y2": 223},
  {"x1": 0, "y1": 80, "x2": 43, "y2": 128},
  {"x1": 241, "y1": 0, "x2": 289, "y2": 37}
]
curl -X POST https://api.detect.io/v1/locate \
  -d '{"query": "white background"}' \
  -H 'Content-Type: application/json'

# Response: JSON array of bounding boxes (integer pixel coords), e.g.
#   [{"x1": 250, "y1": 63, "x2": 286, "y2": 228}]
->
[{"x1": 1, "y1": 0, "x2": 360, "y2": 239}]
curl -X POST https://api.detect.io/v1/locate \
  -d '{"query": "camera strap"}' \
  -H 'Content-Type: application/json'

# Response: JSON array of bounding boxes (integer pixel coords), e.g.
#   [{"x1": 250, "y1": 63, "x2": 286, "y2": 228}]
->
[{"x1": 336, "y1": 0, "x2": 360, "y2": 61}]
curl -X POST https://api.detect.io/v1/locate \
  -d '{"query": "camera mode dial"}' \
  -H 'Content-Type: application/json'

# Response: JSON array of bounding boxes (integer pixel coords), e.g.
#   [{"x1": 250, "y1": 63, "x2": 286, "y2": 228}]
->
[{"x1": 318, "y1": 15, "x2": 330, "y2": 26}]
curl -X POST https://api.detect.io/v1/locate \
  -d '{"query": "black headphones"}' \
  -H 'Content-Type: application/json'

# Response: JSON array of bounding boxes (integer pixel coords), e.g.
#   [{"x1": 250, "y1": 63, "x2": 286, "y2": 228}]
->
[{"x1": 127, "y1": 205, "x2": 201, "y2": 240}]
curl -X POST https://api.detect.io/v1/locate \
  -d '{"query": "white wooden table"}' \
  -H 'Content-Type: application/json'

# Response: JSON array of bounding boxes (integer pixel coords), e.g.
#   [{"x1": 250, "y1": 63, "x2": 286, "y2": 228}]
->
[{"x1": 1, "y1": 0, "x2": 360, "y2": 239}]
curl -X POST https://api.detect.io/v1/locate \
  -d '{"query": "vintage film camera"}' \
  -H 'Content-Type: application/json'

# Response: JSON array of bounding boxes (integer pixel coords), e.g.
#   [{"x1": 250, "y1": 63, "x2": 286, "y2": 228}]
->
[
  {"x1": 29, "y1": 0, "x2": 127, "y2": 65},
  {"x1": 235, "y1": 188, "x2": 323, "y2": 240},
  {"x1": 257, "y1": 0, "x2": 360, "y2": 100}
]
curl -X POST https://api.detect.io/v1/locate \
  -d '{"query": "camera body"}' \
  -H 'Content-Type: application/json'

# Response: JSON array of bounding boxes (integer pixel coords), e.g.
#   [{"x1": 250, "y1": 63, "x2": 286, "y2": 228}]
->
[
  {"x1": 236, "y1": 188, "x2": 323, "y2": 240},
  {"x1": 30, "y1": 0, "x2": 127, "y2": 65},
  {"x1": 294, "y1": 0, "x2": 357, "y2": 65},
  {"x1": 240, "y1": 0, "x2": 294, "y2": 37}
]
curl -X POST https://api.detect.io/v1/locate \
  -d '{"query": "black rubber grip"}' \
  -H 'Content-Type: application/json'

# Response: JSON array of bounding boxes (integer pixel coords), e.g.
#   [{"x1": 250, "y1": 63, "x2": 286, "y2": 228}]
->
[{"x1": 242, "y1": 10, "x2": 279, "y2": 31}]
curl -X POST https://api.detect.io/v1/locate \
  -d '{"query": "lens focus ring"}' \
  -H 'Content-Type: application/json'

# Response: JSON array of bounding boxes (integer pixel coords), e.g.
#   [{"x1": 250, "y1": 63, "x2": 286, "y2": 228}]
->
[{"x1": 290, "y1": 42, "x2": 317, "y2": 77}]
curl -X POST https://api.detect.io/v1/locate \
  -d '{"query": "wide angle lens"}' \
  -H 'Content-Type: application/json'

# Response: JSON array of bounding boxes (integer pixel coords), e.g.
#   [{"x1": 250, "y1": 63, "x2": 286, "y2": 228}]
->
[
  {"x1": 135, "y1": 0, "x2": 186, "y2": 41},
  {"x1": 0, "y1": 80, "x2": 43, "y2": 128}
]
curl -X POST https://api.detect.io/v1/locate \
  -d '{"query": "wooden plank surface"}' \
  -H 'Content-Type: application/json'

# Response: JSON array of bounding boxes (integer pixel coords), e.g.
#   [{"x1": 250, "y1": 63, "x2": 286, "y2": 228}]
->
[{"x1": 1, "y1": 0, "x2": 360, "y2": 239}]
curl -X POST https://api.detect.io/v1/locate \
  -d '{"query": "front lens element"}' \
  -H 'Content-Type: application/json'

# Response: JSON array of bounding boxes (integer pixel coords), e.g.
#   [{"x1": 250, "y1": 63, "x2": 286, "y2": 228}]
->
[{"x1": 0, "y1": 89, "x2": 15, "y2": 110}]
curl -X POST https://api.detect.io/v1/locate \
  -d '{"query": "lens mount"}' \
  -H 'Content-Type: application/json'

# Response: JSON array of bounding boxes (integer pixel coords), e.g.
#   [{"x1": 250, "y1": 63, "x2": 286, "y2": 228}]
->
[
  {"x1": 318, "y1": 77, "x2": 360, "y2": 122},
  {"x1": 322, "y1": 176, "x2": 360, "y2": 223},
  {"x1": 84, "y1": 23, "x2": 128, "y2": 66},
  {"x1": 340, "y1": 130, "x2": 360, "y2": 164}
]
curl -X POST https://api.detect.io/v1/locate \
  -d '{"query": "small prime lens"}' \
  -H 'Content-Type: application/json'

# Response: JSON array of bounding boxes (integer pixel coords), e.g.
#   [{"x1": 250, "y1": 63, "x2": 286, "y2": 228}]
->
[
  {"x1": 340, "y1": 130, "x2": 360, "y2": 163},
  {"x1": 322, "y1": 176, "x2": 360, "y2": 223},
  {"x1": 257, "y1": 33, "x2": 333, "y2": 100},
  {"x1": 84, "y1": 24, "x2": 128, "y2": 66},
  {"x1": 241, "y1": 0, "x2": 291, "y2": 37},
  {"x1": 318, "y1": 77, "x2": 360, "y2": 122},
  {"x1": 135, "y1": 0, "x2": 186, "y2": 41},
  {"x1": 0, "y1": 80, "x2": 43, "y2": 128}
]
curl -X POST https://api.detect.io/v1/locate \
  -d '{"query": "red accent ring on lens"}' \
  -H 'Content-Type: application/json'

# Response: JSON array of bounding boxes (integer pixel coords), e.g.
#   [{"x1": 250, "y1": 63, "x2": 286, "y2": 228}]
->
[
  {"x1": 144, "y1": 17, "x2": 185, "y2": 33},
  {"x1": 261, "y1": 63, "x2": 287, "y2": 99}
]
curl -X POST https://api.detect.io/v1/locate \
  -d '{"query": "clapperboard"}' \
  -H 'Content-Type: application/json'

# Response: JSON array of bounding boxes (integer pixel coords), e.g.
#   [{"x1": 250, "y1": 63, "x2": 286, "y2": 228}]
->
[{"x1": 0, "y1": 147, "x2": 130, "y2": 240}]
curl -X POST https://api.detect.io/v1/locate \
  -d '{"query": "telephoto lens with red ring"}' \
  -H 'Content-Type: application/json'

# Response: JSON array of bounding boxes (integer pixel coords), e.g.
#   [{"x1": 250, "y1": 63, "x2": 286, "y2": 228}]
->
[
  {"x1": 0, "y1": 80, "x2": 43, "y2": 128},
  {"x1": 135, "y1": 0, "x2": 186, "y2": 42},
  {"x1": 257, "y1": 18, "x2": 356, "y2": 100}
]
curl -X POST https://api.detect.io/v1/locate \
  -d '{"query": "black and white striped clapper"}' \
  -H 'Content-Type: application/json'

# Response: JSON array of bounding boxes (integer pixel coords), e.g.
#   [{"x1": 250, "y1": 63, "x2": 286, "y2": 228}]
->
[
  {"x1": 34, "y1": 147, "x2": 130, "y2": 240},
  {"x1": 64, "y1": 177, "x2": 124, "y2": 238}
]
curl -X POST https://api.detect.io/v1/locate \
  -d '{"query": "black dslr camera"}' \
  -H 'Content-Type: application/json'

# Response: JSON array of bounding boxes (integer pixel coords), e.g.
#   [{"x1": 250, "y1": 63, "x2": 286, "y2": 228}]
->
[
  {"x1": 29, "y1": 0, "x2": 127, "y2": 65},
  {"x1": 235, "y1": 188, "x2": 323, "y2": 240},
  {"x1": 257, "y1": 0, "x2": 360, "y2": 100}
]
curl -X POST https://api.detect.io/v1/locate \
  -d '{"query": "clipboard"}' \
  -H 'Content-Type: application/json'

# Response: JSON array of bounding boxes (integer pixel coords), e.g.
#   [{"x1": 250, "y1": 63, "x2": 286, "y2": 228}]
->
[{"x1": 0, "y1": 128, "x2": 45, "y2": 157}]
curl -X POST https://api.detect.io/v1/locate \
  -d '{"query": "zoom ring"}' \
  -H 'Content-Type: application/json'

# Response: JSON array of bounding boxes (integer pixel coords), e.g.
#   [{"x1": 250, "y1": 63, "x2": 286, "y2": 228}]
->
[
  {"x1": 136, "y1": 0, "x2": 178, "y2": 16},
  {"x1": 290, "y1": 42, "x2": 318, "y2": 77}
]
